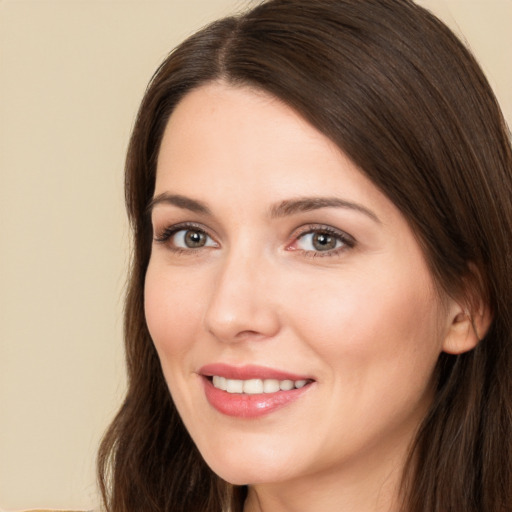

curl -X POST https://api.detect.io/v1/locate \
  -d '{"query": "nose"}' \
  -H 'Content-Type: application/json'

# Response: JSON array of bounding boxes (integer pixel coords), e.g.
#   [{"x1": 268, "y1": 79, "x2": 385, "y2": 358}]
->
[{"x1": 203, "y1": 250, "x2": 281, "y2": 343}]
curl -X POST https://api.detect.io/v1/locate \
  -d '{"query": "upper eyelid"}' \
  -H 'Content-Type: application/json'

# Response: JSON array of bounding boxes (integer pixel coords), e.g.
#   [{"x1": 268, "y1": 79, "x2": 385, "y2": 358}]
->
[
  {"x1": 153, "y1": 221, "x2": 210, "y2": 233},
  {"x1": 153, "y1": 222, "x2": 216, "y2": 242},
  {"x1": 152, "y1": 214, "x2": 220, "y2": 233},
  {"x1": 292, "y1": 224, "x2": 355, "y2": 241}
]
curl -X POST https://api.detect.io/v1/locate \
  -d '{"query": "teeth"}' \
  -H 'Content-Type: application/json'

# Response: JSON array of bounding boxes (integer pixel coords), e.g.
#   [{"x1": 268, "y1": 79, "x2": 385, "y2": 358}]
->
[
  {"x1": 263, "y1": 379, "x2": 280, "y2": 393},
  {"x1": 280, "y1": 379, "x2": 294, "y2": 391},
  {"x1": 212, "y1": 375, "x2": 227, "y2": 391},
  {"x1": 226, "y1": 379, "x2": 243, "y2": 393},
  {"x1": 243, "y1": 379, "x2": 263, "y2": 394},
  {"x1": 212, "y1": 377, "x2": 310, "y2": 394}
]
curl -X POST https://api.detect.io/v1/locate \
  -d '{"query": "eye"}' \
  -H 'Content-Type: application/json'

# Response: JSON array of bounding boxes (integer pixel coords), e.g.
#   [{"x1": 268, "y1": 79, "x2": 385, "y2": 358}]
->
[
  {"x1": 289, "y1": 226, "x2": 355, "y2": 256},
  {"x1": 154, "y1": 224, "x2": 218, "y2": 251},
  {"x1": 173, "y1": 228, "x2": 215, "y2": 249},
  {"x1": 297, "y1": 232, "x2": 342, "y2": 251}
]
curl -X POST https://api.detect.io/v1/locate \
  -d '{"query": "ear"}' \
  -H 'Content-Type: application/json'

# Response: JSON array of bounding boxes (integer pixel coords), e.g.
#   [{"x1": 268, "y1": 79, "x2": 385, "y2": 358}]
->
[{"x1": 442, "y1": 271, "x2": 493, "y2": 355}]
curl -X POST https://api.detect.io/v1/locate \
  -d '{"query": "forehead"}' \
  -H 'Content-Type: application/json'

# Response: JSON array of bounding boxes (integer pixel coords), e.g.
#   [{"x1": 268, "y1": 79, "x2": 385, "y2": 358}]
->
[
  {"x1": 157, "y1": 82, "x2": 339, "y2": 180},
  {"x1": 155, "y1": 82, "x2": 386, "y2": 210}
]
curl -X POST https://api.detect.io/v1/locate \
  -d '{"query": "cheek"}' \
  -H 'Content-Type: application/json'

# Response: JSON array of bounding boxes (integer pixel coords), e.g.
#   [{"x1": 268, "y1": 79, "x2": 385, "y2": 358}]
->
[
  {"x1": 287, "y1": 267, "x2": 445, "y2": 453},
  {"x1": 144, "y1": 260, "x2": 205, "y2": 358},
  {"x1": 289, "y1": 263, "x2": 444, "y2": 385}
]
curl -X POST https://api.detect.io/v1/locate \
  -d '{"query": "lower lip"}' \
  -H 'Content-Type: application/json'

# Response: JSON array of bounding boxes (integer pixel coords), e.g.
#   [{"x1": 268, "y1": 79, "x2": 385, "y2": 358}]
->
[{"x1": 202, "y1": 377, "x2": 312, "y2": 418}]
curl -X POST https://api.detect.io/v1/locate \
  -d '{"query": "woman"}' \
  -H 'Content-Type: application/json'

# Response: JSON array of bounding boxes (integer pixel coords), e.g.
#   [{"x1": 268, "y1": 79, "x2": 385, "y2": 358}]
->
[{"x1": 98, "y1": 0, "x2": 512, "y2": 510}]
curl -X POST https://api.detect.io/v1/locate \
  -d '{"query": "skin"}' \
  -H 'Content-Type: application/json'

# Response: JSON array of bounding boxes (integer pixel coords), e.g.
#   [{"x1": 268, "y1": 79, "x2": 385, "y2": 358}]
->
[{"x1": 144, "y1": 82, "x2": 475, "y2": 511}]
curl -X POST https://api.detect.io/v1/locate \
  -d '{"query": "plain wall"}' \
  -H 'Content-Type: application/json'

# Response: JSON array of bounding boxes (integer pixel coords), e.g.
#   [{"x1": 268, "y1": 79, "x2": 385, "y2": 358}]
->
[{"x1": 1, "y1": 0, "x2": 510, "y2": 510}]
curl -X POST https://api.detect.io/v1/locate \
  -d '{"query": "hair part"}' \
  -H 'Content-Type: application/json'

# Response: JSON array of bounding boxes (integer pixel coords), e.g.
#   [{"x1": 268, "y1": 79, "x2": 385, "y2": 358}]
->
[{"x1": 98, "y1": 1, "x2": 512, "y2": 510}]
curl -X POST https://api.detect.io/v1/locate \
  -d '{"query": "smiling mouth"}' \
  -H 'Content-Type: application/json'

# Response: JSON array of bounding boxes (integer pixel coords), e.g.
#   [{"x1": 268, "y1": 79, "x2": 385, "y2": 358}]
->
[
  {"x1": 209, "y1": 376, "x2": 312, "y2": 394},
  {"x1": 201, "y1": 366, "x2": 315, "y2": 417}
]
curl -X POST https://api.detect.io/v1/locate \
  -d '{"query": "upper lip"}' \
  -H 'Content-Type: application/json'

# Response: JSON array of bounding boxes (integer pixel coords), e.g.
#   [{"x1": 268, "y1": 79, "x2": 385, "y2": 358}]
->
[{"x1": 199, "y1": 363, "x2": 313, "y2": 381}]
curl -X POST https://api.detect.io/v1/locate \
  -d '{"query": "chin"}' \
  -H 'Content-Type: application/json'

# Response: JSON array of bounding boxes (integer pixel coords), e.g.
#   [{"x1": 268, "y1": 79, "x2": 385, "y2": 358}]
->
[{"x1": 199, "y1": 442, "x2": 301, "y2": 486}]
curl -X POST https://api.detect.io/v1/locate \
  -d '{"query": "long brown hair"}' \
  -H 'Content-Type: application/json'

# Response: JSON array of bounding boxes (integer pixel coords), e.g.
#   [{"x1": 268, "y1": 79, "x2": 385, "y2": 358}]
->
[{"x1": 98, "y1": 1, "x2": 512, "y2": 510}]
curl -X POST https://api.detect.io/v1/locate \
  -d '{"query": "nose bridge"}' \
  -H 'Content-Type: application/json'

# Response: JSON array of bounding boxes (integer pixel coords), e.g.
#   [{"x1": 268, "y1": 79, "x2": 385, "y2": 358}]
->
[{"x1": 203, "y1": 242, "x2": 280, "y2": 342}]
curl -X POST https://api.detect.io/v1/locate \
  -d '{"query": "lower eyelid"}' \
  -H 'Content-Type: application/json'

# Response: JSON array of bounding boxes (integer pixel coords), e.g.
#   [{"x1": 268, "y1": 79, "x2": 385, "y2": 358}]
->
[{"x1": 299, "y1": 245, "x2": 350, "y2": 258}]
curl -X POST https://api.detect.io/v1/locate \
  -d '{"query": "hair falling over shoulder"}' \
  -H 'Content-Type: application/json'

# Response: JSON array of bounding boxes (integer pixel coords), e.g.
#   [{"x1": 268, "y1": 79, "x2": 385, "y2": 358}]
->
[{"x1": 97, "y1": 1, "x2": 512, "y2": 510}]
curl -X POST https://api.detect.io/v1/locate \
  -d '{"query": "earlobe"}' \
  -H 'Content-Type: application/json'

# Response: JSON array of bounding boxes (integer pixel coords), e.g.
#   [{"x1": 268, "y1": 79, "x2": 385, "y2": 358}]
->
[{"x1": 442, "y1": 300, "x2": 492, "y2": 355}]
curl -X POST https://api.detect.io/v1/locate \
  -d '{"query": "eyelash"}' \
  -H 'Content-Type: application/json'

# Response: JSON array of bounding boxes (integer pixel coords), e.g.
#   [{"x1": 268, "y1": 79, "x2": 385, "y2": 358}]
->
[
  {"x1": 153, "y1": 222, "x2": 217, "y2": 255},
  {"x1": 153, "y1": 222, "x2": 356, "y2": 257},
  {"x1": 290, "y1": 225, "x2": 356, "y2": 258}
]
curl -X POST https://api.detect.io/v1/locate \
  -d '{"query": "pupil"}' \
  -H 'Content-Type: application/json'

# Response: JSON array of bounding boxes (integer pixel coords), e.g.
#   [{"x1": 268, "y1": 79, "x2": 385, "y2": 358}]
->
[
  {"x1": 185, "y1": 230, "x2": 205, "y2": 248},
  {"x1": 313, "y1": 233, "x2": 335, "y2": 251}
]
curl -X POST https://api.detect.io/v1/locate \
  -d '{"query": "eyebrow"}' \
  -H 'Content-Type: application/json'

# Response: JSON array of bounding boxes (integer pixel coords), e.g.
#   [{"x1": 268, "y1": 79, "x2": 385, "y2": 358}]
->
[
  {"x1": 148, "y1": 193, "x2": 380, "y2": 223},
  {"x1": 147, "y1": 193, "x2": 211, "y2": 215},
  {"x1": 269, "y1": 197, "x2": 381, "y2": 223}
]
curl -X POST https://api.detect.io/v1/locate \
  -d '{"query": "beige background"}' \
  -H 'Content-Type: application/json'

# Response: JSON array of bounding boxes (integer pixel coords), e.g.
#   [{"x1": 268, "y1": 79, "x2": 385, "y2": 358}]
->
[{"x1": 1, "y1": 0, "x2": 510, "y2": 510}]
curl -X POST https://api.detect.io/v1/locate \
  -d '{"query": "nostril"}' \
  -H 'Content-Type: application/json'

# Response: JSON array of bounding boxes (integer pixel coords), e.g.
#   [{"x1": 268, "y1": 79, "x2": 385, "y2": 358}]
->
[{"x1": 234, "y1": 329, "x2": 265, "y2": 339}]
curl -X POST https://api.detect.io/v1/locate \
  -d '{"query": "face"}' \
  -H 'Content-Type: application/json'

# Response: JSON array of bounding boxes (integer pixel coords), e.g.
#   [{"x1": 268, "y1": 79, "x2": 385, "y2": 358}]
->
[{"x1": 145, "y1": 82, "x2": 454, "y2": 490}]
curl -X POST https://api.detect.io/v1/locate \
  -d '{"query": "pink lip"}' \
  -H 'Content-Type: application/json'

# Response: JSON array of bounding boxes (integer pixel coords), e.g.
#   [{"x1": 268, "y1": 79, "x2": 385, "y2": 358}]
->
[
  {"x1": 199, "y1": 363, "x2": 311, "y2": 381},
  {"x1": 199, "y1": 363, "x2": 314, "y2": 418}
]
